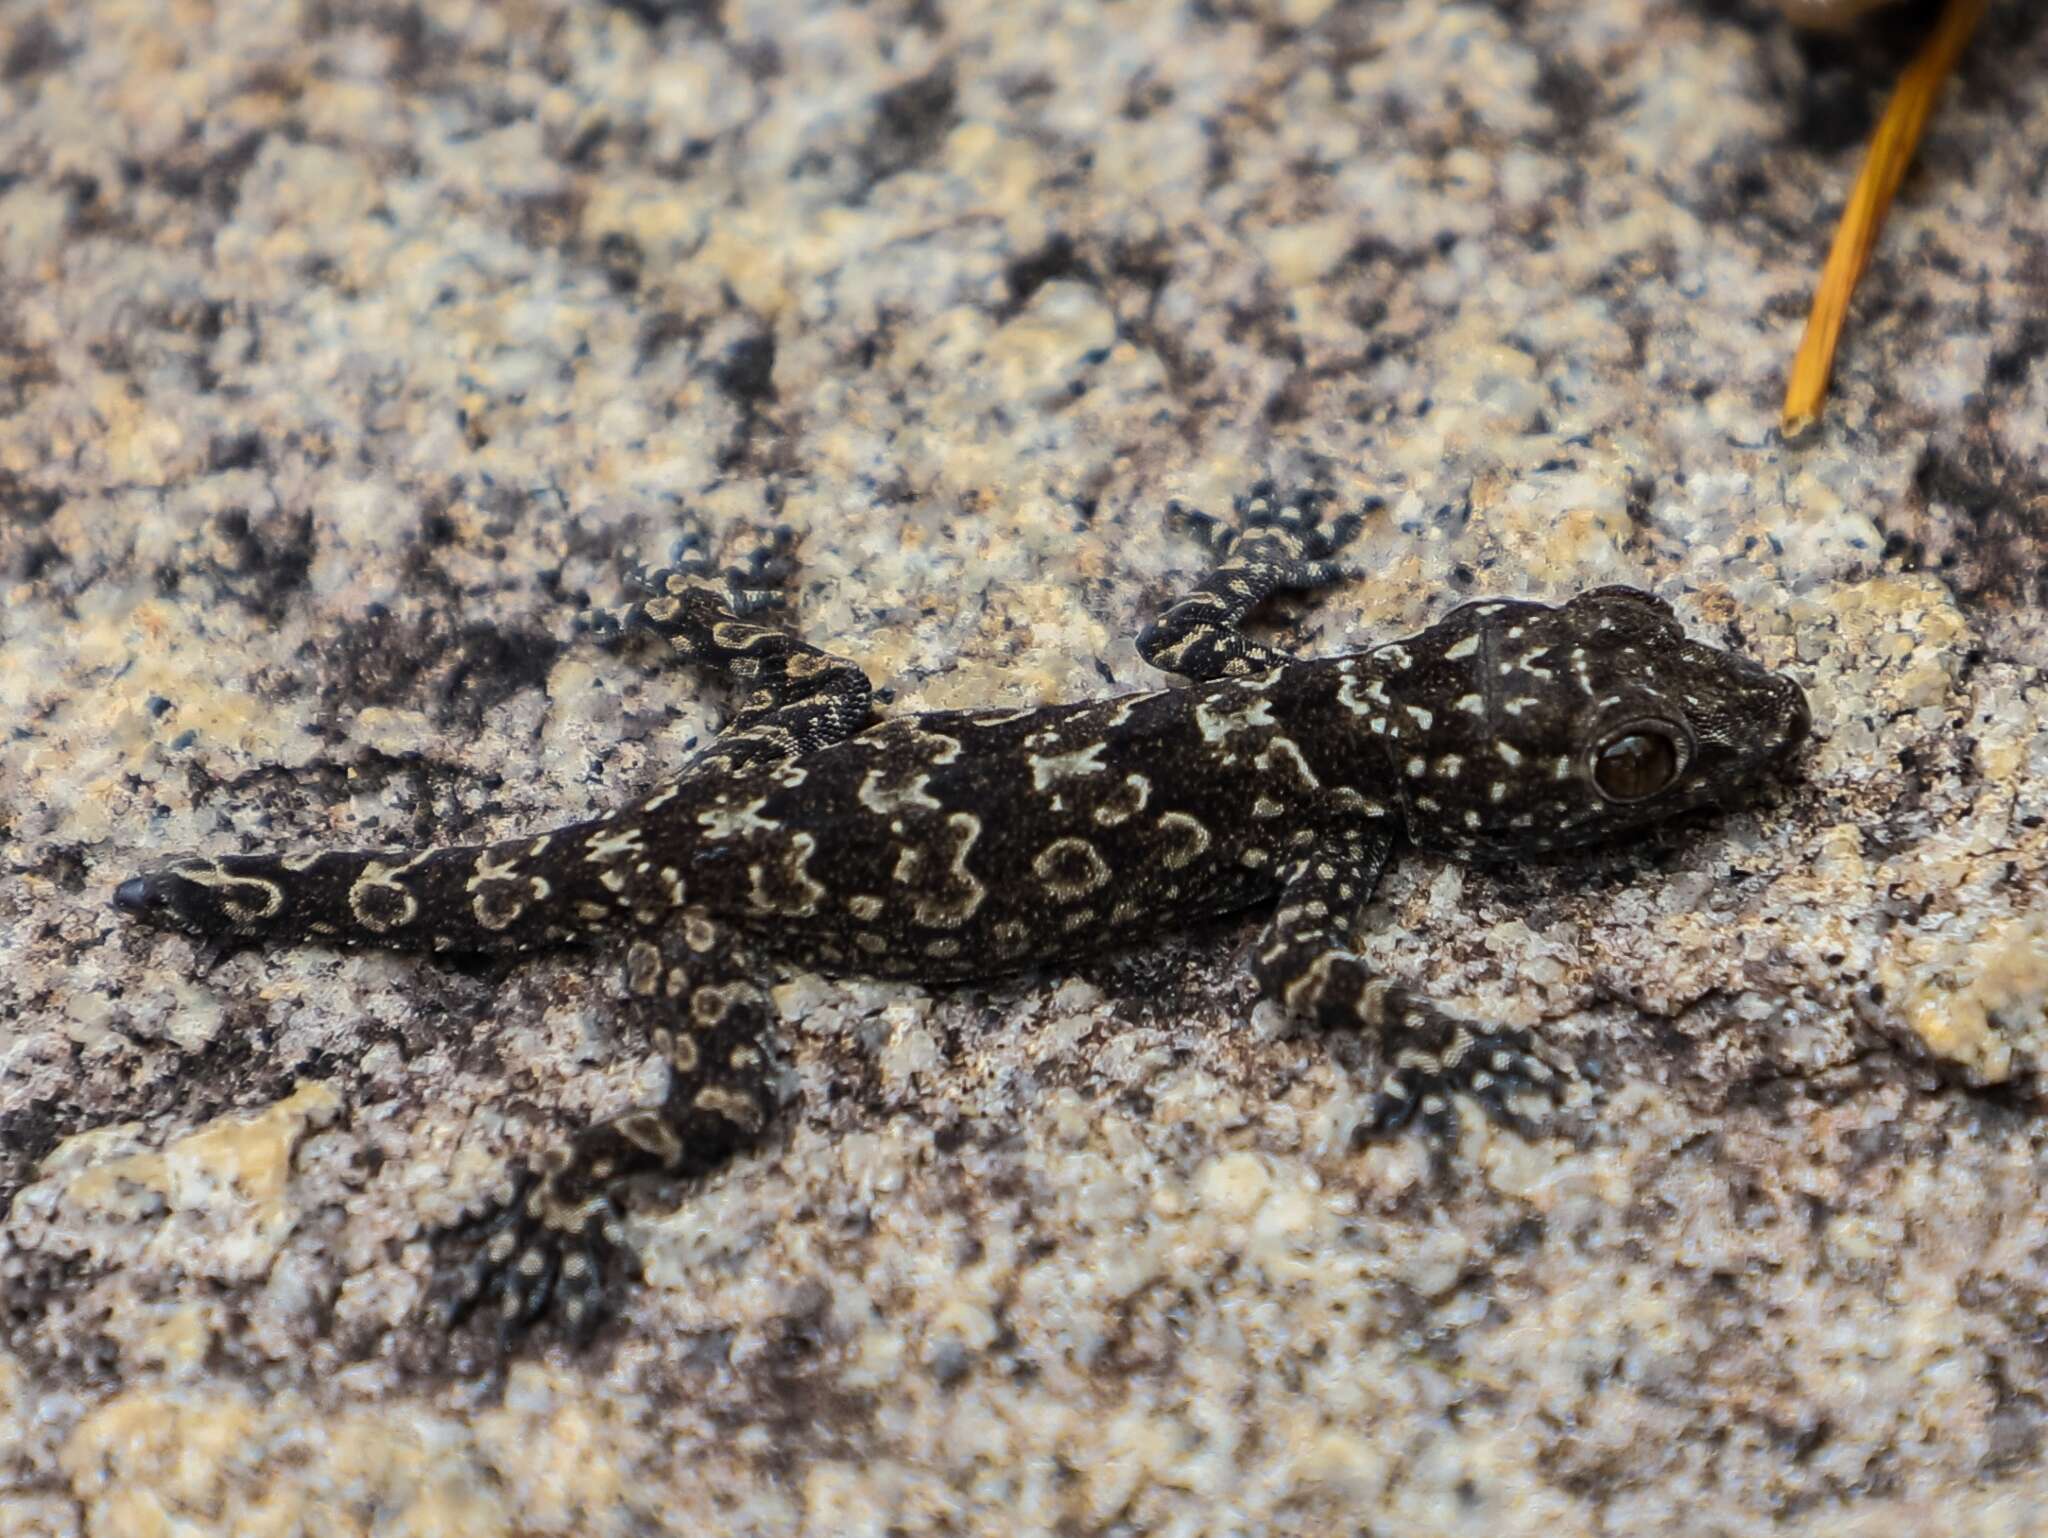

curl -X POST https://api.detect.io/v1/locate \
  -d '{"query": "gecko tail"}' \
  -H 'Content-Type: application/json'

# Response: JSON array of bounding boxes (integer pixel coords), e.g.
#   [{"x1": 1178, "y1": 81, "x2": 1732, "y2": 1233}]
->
[{"x1": 112, "y1": 829, "x2": 612, "y2": 955}]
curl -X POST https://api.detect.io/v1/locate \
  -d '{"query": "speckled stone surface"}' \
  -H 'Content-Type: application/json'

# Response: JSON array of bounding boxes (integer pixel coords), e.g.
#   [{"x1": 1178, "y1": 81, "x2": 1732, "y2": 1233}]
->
[{"x1": 2, "y1": 1, "x2": 2045, "y2": 1533}]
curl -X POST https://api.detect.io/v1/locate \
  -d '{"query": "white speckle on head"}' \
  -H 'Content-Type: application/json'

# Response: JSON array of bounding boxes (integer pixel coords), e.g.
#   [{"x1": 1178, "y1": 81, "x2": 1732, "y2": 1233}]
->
[
  {"x1": 1554, "y1": 756, "x2": 1573, "y2": 779},
  {"x1": 1464, "y1": 810, "x2": 1482, "y2": 828},
  {"x1": 1504, "y1": 697, "x2": 1537, "y2": 716},
  {"x1": 1405, "y1": 705, "x2": 1433, "y2": 730},
  {"x1": 1489, "y1": 782, "x2": 1508, "y2": 803},
  {"x1": 1495, "y1": 741, "x2": 1523, "y2": 766},
  {"x1": 1454, "y1": 693, "x2": 1484, "y2": 715},
  {"x1": 1437, "y1": 755, "x2": 1463, "y2": 777},
  {"x1": 1406, "y1": 756, "x2": 1427, "y2": 777},
  {"x1": 1444, "y1": 634, "x2": 1480, "y2": 660}
]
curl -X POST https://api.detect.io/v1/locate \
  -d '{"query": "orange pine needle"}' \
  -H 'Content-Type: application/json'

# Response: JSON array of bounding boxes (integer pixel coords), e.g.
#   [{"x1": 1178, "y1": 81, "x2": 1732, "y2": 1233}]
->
[{"x1": 1781, "y1": 0, "x2": 1989, "y2": 438}]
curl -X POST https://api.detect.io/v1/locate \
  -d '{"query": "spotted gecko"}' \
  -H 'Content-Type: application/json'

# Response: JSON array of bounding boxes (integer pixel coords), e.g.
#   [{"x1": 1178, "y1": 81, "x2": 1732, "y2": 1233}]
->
[{"x1": 112, "y1": 488, "x2": 1811, "y2": 1339}]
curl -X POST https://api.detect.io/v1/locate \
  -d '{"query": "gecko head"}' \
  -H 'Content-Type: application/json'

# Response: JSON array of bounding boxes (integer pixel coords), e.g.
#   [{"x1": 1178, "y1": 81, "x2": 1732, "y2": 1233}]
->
[
  {"x1": 1385, "y1": 586, "x2": 1810, "y2": 858},
  {"x1": 112, "y1": 857, "x2": 288, "y2": 938}
]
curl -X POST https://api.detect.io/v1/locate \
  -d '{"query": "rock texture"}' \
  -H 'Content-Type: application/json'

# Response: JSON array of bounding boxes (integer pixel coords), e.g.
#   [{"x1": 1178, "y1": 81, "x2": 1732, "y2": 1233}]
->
[{"x1": 2, "y1": 1, "x2": 2045, "y2": 1534}]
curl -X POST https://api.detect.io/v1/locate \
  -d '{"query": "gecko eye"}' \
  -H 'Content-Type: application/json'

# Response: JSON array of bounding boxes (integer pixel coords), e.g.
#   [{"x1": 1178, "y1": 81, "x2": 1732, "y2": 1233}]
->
[{"x1": 1591, "y1": 726, "x2": 1684, "y2": 802}]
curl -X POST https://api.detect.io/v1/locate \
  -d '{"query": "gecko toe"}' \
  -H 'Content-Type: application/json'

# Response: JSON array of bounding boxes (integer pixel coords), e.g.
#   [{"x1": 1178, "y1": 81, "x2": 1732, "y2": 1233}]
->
[
  {"x1": 1355, "y1": 1025, "x2": 1564, "y2": 1147},
  {"x1": 1231, "y1": 483, "x2": 1376, "y2": 573},
  {"x1": 434, "y1": 1167, "x2": 629, "y2": 1344}
]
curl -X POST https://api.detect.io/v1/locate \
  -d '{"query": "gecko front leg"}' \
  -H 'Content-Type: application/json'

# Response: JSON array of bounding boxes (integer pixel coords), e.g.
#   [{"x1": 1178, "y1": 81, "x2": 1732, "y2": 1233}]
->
[
  {"x1": 613, "y1": 522, "x2": 875, "y2": 775},
  {"x1": 1137, "y1": 482, "x2": 1372, "y2": 681},
  {"x1": 439, "y1": 915, "x2": 780, "y2": 1340},
  {"x1": 1253, "y1": 826, "x2": 1564, "y2": 1140}
]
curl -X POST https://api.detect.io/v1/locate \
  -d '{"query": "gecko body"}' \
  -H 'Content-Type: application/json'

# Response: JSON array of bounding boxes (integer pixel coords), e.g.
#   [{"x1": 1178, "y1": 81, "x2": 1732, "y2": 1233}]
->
[{"x1": 113, "y1": 490, "x2": 1810, "y2": 1337}]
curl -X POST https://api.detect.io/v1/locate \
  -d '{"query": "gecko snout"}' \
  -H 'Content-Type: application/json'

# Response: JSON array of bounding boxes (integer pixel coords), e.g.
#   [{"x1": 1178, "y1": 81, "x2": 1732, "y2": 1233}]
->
[{"x1": 112, "y1": 873, "x2": 168, "y2": 915}]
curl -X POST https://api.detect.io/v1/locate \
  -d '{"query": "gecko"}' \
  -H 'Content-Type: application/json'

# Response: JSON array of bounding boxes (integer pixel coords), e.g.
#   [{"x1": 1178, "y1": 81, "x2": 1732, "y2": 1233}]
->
[{"x1": 111, "y1": 487, "x2": 1811, "y2": 1340}]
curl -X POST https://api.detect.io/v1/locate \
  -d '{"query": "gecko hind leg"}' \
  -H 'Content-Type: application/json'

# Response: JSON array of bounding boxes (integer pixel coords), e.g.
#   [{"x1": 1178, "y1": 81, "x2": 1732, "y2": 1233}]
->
[
  {"x1": 435, "y1": 919, "x2": 780, "y2": 1343},
  {"x1": 1138, "y1": 480, "x2": 1379, "y2": 682},
  {"x1": 1252, "y1": 828, "x2": 1564, "y2": 1142}
]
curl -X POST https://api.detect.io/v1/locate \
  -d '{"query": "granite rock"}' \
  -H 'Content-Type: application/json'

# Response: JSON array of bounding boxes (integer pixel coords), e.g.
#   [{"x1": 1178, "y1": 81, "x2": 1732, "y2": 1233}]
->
[{"x1": 2, "y1": 1, "x2": 2046, "y2": 1534}]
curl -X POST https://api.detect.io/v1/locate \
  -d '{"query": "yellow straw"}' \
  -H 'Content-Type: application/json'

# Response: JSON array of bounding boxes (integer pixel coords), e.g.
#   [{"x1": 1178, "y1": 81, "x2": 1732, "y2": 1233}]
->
[{"x1": 1781, "y1": 0, "x2": 1989, "y2": 438}]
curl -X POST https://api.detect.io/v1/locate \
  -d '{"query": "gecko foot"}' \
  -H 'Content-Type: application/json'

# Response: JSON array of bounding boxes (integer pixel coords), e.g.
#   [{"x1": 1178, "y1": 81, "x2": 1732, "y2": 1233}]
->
[
  {"x1": 433, "y1": 1164, "x2": 630, "y2": 1346},
  {"x1": 591, "y1": 524, "x2": 804, "y2": 671},
  {"x1": 1355, "y1": 1019, "x2": 1564, "y2": 1144},
  {"x1": 584, "y1": 517, "x2": 799, "y2": 654},
  {"x1": 625, "y1": 522, "x2": 796, "y2": 614},
  {"x1": 1166, "y1": 480, "x2": 1374, "y2": 582}
]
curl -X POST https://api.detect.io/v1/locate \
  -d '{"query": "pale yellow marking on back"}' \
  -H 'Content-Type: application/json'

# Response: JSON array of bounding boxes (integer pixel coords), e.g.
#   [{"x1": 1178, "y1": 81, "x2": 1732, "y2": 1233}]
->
[
  {"x1": 1028, "y1": 741, "x2": 1109, "y2": 790},
  {"x1": 1033, "y1": 837, "x2": 1112, "y2": 900},
  {"x1": 1156, "y1": 812, "x2": 1211, "y2": 870}
]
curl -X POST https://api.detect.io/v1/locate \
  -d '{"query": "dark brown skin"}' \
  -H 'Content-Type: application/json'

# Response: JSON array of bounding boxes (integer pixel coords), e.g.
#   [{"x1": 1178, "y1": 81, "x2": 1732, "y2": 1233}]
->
[{"x1": 114, "y1": 488, "x2": 1810, "y2": 1342}]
